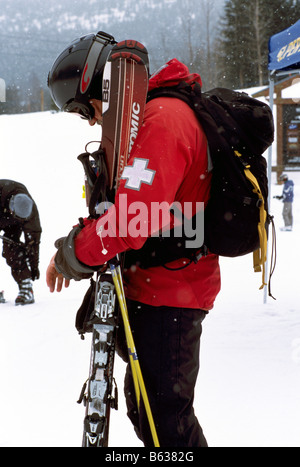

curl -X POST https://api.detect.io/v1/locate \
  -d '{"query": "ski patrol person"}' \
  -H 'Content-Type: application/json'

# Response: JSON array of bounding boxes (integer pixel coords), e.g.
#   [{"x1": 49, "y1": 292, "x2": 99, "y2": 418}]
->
[{"x1": 46, "y1": 31, "x2": 221, "y2": 447}]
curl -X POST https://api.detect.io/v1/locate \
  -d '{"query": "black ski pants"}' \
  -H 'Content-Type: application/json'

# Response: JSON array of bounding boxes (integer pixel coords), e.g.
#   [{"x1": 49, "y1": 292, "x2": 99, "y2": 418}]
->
[
  {"x1": 118, "y1": 299, "x2": 208, "y2": 447},
  {"x1": 2, "y1": 226, "x2": 31, "y2": 284}
]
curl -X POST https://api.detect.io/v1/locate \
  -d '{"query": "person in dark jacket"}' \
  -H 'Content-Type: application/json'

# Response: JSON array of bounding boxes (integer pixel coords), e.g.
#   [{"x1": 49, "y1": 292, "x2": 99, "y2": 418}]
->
[{"x1": 0, "y1": 180, "x2": 42, "y2": 305}]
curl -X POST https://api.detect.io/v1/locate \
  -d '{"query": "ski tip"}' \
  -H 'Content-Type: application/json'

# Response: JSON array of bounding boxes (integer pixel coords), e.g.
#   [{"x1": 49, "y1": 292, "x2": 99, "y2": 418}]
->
[
  {"x1": 115, "y1": 40, "x2": 147, "y2": 53},
  {"x1": 111, "y1": 40, "x2": 149, "y2": 66}
]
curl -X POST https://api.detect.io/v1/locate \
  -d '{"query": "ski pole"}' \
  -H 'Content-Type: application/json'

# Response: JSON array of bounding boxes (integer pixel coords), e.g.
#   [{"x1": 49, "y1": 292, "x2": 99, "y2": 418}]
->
[
  {"x1": 0, "y1": 234, "x2": 24, "y2": 247},
  {"x1": 109, "y1": 262, "x2": 160, "y2": 448},
  {"x1": 114, "y1": 263, "x2": 141, "y2": 407}
]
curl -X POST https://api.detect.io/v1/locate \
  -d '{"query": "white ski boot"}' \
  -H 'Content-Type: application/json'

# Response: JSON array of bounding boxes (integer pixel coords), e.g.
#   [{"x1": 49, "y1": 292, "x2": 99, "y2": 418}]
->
[{"x1": 15, "y1": 279, "x2": 35, "y2": 306}]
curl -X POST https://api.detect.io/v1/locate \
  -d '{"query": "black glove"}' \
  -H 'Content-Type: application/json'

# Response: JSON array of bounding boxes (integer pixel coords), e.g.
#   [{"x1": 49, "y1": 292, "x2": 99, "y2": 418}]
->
[
  {"x1": 54, "y1": 222, "x2": 100, "y2": 282},
  {"x1": 31, "y1": 267, "x2": 40, "y2": 281},
  {"x1": 273, "y1": 195, "x2": 283, "y2": 200}
]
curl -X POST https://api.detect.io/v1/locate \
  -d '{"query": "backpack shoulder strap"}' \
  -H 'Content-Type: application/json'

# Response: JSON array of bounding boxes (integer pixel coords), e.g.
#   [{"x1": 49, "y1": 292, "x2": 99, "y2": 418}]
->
[
  {"x1": 147, "y1": 81, "x2": 197, "y2": 107},
  {"x1": 147, "y1": 82, "x2": 227, "y2": 156}
]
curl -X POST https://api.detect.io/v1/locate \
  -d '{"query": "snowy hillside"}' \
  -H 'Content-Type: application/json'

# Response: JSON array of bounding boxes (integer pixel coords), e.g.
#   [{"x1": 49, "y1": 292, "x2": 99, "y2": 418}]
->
[
  {"x1": 0, "y1": 110, "x2": 300, "y2": 447},
  {"x1": 0, "y1": 0, "x2": 225, "y2": 100}
]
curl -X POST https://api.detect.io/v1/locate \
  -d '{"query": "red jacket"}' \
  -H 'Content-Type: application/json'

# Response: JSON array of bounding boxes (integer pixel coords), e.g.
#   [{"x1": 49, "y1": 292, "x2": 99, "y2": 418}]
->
[{"x1": 75, "y1": 59, "x2": 221, "y2": 310}]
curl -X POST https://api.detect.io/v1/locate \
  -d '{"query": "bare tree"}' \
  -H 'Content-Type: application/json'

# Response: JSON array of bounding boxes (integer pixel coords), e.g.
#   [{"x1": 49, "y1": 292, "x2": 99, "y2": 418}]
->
[{"x1": 179, "y1": 0, "x2": 219, "y2": 88}]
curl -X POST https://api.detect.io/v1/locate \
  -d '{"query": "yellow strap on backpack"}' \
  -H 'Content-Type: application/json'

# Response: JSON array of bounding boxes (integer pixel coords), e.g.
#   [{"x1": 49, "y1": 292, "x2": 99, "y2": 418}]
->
[{"x1": 234, "y1": 151, "x2": 268, "y2": 289}]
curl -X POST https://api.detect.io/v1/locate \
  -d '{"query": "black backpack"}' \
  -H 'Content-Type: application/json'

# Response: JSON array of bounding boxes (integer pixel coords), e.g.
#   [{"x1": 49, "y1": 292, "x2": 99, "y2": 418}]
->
[{"x1": 124, "y1": 82, "x2": 275, "y2": 287}]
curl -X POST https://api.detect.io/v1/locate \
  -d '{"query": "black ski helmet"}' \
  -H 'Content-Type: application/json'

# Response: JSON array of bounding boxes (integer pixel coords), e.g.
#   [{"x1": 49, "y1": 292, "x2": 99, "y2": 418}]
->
[{"x1": 48, "y1": 31, "x2": 116, "y2": 119}]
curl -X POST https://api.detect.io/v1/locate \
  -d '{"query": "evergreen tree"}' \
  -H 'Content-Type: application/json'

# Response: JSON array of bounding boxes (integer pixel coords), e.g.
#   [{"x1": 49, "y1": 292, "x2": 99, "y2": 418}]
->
[
  {"x1": 218, "y1": 0, "x2": 300, "y2": 89},
  {"x1": 0, "y1": 84, "x2": 24, "y2": 114},
  {"x1": 218, "y1": 0, "x2": 252, "y2": 88}
]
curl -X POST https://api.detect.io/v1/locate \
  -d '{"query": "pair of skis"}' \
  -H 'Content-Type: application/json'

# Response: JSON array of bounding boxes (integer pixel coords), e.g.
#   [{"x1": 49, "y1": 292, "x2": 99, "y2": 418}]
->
[{"x1": 77, "y1": 40, "x2": 159, "y2": 447}]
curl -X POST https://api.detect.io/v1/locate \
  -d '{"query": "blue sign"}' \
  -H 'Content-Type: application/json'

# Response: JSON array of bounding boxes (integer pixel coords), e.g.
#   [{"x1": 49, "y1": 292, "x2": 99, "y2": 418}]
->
[{"x1": 269, "y1": 20, "x2": 300, "y2": 71}]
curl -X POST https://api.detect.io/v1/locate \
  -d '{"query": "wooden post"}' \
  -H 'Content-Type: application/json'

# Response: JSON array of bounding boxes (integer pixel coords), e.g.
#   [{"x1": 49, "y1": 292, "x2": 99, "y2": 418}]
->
[{"x1": 40, "y1": 88, "x2": 44, "y2": 112}]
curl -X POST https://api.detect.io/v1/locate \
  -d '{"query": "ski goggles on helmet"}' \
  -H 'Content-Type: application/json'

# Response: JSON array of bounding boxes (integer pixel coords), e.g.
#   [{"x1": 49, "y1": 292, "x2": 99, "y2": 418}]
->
[{"x1": 63, "y1": 100, "x2": 95, "y2": 120}]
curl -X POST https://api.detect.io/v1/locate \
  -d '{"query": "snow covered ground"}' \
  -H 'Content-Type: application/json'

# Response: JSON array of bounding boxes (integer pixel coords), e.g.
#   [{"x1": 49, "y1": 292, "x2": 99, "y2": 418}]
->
[{"x1": 0, "y1": 110, "x2": 299, "y2": 447}]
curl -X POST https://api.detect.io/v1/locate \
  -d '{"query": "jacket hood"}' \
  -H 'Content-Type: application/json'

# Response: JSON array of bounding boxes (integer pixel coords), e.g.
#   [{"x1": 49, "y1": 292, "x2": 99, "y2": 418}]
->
[{"x1": 148, "y1": 58, "x2": 202, "y2": 91}]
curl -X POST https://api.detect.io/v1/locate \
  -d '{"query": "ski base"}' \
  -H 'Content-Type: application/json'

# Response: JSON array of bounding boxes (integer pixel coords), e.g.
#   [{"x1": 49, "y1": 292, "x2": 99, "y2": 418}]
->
[{"x1": 79, "y1": 272, "x2": 119, "y2": 448}]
